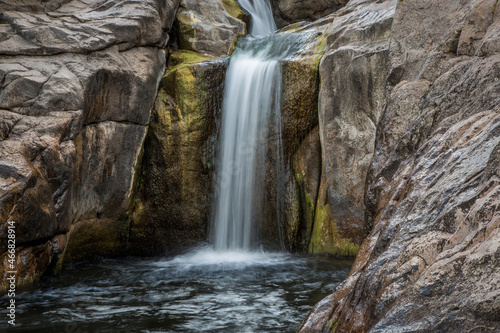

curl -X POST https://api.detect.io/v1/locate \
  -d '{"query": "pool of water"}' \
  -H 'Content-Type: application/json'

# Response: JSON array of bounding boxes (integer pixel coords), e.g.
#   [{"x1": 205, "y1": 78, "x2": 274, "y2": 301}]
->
[{"x1": 2, "y1": 247, "x2": 353, "y2": 332}]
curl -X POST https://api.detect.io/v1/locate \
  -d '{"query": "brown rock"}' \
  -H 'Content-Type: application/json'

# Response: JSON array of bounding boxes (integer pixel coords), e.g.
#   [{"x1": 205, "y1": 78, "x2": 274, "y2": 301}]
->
[{"x1": 131, "y1": 53, "x2": 227, "y2": 254}]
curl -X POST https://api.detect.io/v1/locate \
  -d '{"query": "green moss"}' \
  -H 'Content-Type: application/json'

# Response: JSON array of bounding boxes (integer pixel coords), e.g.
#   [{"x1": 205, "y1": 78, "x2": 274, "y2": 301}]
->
[
  {"x1": 161, "y1": 51, "x2": 216, "y2": 133},
  {"x1": 168, "y1": 51, "x2": 214, "y2": 71},
  {"x1": 228, "y1": 31, "x2": 246, "y2": 55},
  {"x1": 62, "y1": 219, "x2": 125, "y2": 263},
  {"x1": 328, "y1": 317, "x2": 339, "y2": 332},
  {"x1": 221, "y1": 0, "x2": 248, "y2": 22},
  {"x1": 308, "y1": 203, "x2": 359, "y2": 257}
]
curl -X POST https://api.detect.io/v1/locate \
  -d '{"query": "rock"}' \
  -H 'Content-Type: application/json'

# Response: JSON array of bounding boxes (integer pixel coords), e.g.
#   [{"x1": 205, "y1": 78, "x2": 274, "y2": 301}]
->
[
  {"x1": 290, "y1": 127, "x2": 322, "y2": 251},
  {"x1": 0, "y1": 234, "x2": 67, "y2": 291},
  {"x1": 270, "y1": 0, "x2": 348, "y2": 28},
  {"x1": 302, "y1": 0, "x2": 500, "y2": 331},
  {"x1": 282, "y1": 0, "x2": 395, "y2": 255},
  {"x1": 174, "y1": 0, "x2": 247, "y2": 57},
  {"x1": 318, "y1": 0, "x2": 396, "y2": 246},
  {"x1": 0, "y1": 0, "x2": 178, "y2": 55},
  {"x1": 62, "y1": 218, "x2": 126, "y2": 262},
  {"x1": 258, "y1": 30, "x2": 326, "y2": 251},
  {"x1": 0, "y1": 0, "x2": 177, "y2": 290},
  {"x1": 130, "y1": 52, "x2": 227, "y2": 254}
]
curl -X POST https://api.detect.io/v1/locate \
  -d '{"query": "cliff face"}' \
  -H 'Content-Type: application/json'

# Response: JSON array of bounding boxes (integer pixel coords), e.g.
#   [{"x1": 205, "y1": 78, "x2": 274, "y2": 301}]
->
[
  {"x1": 0, "y1": 0, "x2": 179, "y2": 287},
  {"x1": 301, "y1": 0, "x2": 500, "y2": 331}
]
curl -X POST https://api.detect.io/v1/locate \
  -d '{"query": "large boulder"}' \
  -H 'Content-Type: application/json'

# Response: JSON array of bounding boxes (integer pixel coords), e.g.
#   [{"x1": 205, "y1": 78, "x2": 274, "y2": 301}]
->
[
  {"x1": 175, "y1": 0, "x2": 247, "y2": 57},
  {"x1": 280, "y1": 0, "x2": 395, "y2": 256},
  {"x1": 0, "y1": 0, "x2": 178, "y2": 290},
  {"x1": 301, "y1": 0, "x2": 500, "y2": 331}
]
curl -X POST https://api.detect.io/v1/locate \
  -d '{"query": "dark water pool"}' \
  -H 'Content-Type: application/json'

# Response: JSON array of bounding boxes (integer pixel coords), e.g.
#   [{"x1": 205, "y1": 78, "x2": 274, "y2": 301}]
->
[{"x1": 1, "y1": 248, "x2": 353, "y2": 332}]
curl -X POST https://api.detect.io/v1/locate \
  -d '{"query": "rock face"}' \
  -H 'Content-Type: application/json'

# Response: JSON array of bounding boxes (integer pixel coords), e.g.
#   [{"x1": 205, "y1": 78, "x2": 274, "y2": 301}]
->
[
  {"x1": 130, "y1": 0, "x2": 246, "y2": 254},
  {"x1": 316, "y1": 0, "x2": 395, "y2": 250},
  {"x1": 279, "y1": 0, "x2": 395, "y2": 255},
  {"x1": 270, "y1": 0, "x2": 348, "y2": 28},
  {"x1": 131, "y1": 53, "x2": 227, "y2": 254},
  {"x1": 301, "y1": 0, "x2": 500, "y2": 331},
  {"x1": 0, "y1": 0, "x2": 178, "y2": 288}
]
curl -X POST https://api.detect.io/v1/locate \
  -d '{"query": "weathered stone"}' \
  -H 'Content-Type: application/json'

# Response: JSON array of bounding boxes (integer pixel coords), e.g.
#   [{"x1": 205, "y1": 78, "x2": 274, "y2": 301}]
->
[
  {"x1": 270, "y1": 0, "x2": 347, "y2": 28},
  {"x1": 0, "y1": 233, "x2": 67, "y2": 292},
  {"x1": 174, "y1": 0, "x2": 246, "y2": 57},
  {"x1": 317, "y1": 0, "x2": 395, "y2": 247},
  {"x1": 62, "y1": 218, "x2": 127, "y2": 262},
  {"x1": 0, "y1": 0, "x2": 178, "y2": 55},
  {"x1": 302, "y1": 0, "x2": 500, "y2": 331},
  {"x1": 0, "y1": 0, "x2": 177, "y2": 289}
]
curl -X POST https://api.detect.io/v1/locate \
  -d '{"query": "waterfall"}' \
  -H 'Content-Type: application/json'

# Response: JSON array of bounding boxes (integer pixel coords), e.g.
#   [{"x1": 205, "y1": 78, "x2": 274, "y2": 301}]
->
[
  {"x1": 238, "y1": 0, "x2": 276, "y2": 36},
  {"x1": 211, "y1": 0, "x2": 279, "y2": 251},
  {"x1": 211, "y1": 0, "x2": 310, "y2": 251}
]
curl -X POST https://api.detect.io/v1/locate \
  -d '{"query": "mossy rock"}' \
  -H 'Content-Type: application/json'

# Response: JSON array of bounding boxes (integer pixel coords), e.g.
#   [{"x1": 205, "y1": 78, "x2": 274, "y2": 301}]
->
[
  {"x1": 62, "y1": 218, "x2": 127, "y2": 263},
  {"x1": 308, "y1": 202, "x2": 359, "y2": 257},
  {"x1": 221, "y1": 0, "x2": 249, "y2": 22}
]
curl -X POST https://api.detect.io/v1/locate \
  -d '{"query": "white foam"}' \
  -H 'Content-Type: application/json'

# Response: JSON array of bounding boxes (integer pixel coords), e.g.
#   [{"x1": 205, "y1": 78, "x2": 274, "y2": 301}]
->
[{"x1": 153, "y1": 247, "x2": 293, "y2": 270}]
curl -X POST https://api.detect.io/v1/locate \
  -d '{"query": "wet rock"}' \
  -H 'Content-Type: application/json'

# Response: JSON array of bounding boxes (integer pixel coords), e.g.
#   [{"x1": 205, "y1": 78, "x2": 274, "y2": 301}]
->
[
  {"x1": 0, "y1": 234, "x2": 67, "y2": 291},
  {"x1": 302, "y1": 0, "x2": 500, "y2": 331},
  {"x1": 259, "y1": 30, "x2": 325, "y2": 251},
  {"x1": 0, "y1": 0, "x2": 178, "y2": 55}
]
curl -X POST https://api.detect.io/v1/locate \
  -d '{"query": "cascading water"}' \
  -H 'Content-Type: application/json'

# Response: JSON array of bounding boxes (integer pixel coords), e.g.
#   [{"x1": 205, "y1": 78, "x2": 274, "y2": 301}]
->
[
  {"x1": 211, "y1": 0, "x2": 279, "y2": 251},
  {"x1": 211, "y1": 0, "x2": 314, "y2": 251}
]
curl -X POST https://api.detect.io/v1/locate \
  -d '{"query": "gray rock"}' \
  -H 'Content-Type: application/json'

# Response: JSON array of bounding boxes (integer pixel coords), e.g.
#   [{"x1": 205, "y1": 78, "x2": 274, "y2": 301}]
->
[
  {"x1": 0, "y1": 0, "x2": 178, "y2": 55},
  {"x1": 0, "y1": 0, "x2": 177, "y2": 289},
  {"x1": 175, "y1": 0, "x2": 246, "y2": 57},
  {"x1": 318, "y1": 0, "x2": 396, "y2": 245},
  {"x1": 302, "y1": 0, "x2": 500, "y2": 331},
  {"x1": 270, "y1": 0, "x2": 347, "y2": 28}
]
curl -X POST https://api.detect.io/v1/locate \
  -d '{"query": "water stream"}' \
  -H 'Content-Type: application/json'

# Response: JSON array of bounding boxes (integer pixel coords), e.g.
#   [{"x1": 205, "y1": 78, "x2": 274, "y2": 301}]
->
[
  {"x1": 211, "y1": 0, "x2": 279, "y2": 251},
  {"x1": 1, "y1": 253, "x2": 352, "y2": 332},
  {"x1": 211, "y1": 0, "x2": 309, "y2": 251}
]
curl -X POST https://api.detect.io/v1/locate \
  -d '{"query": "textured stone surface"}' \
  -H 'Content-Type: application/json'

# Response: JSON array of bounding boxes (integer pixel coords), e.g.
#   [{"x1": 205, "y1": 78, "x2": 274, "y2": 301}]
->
[
  {"x1": 127, "y1": 0, "x2": 248, "y2": 254},
  {"x1": 318, "y1": 0, "x2": 395, "y2": 246},
  {"x1": 0, "y1": 0, "x2": 178, "y2": 55},
  {"x1": 301, "y1": 0, "x2": 500, "y2": 331},
  {"x1": 0, "y1": 0, "x2": 177, "y2": 289},
  {"x1": 174, "y1": 0, "x2": 246, "y2": 57},
  {"x1": 270, "y1": 0, "x2": 347, "y2": 28},
  {"x1": 279, "y1": 0, "x2": 395, "y2": 255}
]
